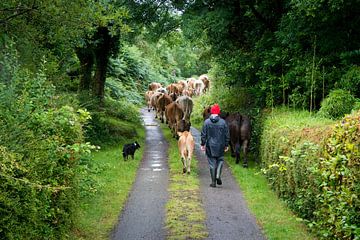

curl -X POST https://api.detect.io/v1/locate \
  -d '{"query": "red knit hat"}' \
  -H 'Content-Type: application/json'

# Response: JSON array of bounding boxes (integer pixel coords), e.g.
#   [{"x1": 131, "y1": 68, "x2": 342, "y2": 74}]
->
[{"x1": 210, "y1": 104, "x2": 221, "y2": 115}]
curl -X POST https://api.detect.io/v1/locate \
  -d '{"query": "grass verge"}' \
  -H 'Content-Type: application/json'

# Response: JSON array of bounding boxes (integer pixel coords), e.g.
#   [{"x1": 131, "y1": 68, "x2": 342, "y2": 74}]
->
[
  {"x1": 71, "y1": 128, "x2": 145, "y2": 240},
  {"x1": 161, "y1": 125, "x2": 208, "y2": 240},
  {"x1": 226, "y1": 157, "x2": 317, "y2": 240}
]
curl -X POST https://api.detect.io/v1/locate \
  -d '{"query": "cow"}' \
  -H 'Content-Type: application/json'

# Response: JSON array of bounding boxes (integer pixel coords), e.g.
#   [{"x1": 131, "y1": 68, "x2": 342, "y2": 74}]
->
[
  {"x1": 156, "y1": 93, "x2": 173, "y2": 123},
  {"x1": 175, "y1": 95, "x2": 193, "y2": 123},
  {"x1": 165, "y1": 102, "x2": 190, "y2": 138},
  {"x1": 187, "y1": 77, "x2": 196, "y2": 89},
  {"x1": 177, "y1": 131, "x2": 195, "y2": 174},
  {"x1": 150, "y1": 91, "x2": 163, "y2": 116},
  {"x1": 122, "y1": 141, "x2": 141, "y2": 161},
  {"x1": 148, "y1": 82, "x2": 162, "y2": 91},
  {"x1": 145, "y1": 90, "x2": 154, "y2": 112},
  {"x1": 225, "y1": 113, "x2": 251, "y2": 167},
  {"x1": 199, "y1": 74, "x2": 210, "y2": 93},
  {"x1": 194, "y1": 79, "x2": 205, "y2": 96},
  {"x1": 166, "y1": 83, "x2": 180, "y2": 95}
]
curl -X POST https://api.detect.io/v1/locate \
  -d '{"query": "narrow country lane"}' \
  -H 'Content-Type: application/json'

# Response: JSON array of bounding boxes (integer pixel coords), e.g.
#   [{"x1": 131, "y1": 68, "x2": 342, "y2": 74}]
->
[
  {"x1": 191, "y1": 127, "x2": 266, "y2": 240},
  {"x1": 111, "y1": 109, "x2": 169, "y2": 240}
]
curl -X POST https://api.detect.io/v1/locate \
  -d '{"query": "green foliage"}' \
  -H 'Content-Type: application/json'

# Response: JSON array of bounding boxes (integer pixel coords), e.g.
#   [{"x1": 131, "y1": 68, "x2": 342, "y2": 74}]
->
[
  {"x1": 260, "y1": 108, "x2": 360, "y2": 239},
  {"x1": 318, "y1": 89, "x2": 356, "y2": 119},
  {"x1": 314, "y1": 111, "x2": 360, "y2": 239},
  {"x1": 84, "y1": 97, "x2": 141, "y2": 147},
  {"x1": 0, "y1": 52, "x2": 93, "y2": 239}
]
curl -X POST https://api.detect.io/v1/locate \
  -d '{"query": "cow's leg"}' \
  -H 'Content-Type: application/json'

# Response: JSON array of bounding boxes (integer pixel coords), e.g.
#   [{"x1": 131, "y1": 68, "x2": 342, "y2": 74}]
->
[
  {"x1": 186, "y1": 156, "x2": 191, "y2": 174},
  {"x1": 160, "y1": 111, "x2": 164, "y2": 123},
  {"x1": 235, "y1": 143, "x2": 241, "y2": 164},
  {"x1": 242, "y1": 140, "x2": 249, "y2": 168},
  {"x1": 187, "y1": 149, "x2": 193, "y2": 174},
  {"x1": 181, "y1": 157, "x2": 186, "y2": 173},
  {"x1": 230, "y1": 142, "x2": 235, "y2": 157}
]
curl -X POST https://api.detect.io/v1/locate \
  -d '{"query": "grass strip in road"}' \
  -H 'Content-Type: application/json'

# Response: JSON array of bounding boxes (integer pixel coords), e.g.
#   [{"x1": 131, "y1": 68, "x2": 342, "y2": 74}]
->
[
  {"x1": 72, "y1": 129, "x2": 145, "y2": 240},
  {"x1": 227, "y1": 159, "x2": 317, "y2": 240},
  {"x1": 161, "y1": 125, "x2": 208, "y2": 240}
]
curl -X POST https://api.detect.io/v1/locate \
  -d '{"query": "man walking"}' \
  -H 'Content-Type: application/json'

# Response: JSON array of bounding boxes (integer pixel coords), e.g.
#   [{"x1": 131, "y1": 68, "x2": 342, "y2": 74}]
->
[{"x1": 200, "y1": 103, "x2": 230, "y2": 187}]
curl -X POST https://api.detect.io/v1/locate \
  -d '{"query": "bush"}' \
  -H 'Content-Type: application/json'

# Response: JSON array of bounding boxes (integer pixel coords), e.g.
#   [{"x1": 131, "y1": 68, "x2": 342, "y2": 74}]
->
[
  {"x1": 318, "y1": 89, "x2": 356, "y2": 119},
  {"x1": 0, "y1": 53, "x2": 93, "y2": 239},
  {"x1": 84, "y1": 97, "x2": 141, "y2": 147},
  {"x1": 261, "y1": 108, "x2": 360, "y2": 239}
]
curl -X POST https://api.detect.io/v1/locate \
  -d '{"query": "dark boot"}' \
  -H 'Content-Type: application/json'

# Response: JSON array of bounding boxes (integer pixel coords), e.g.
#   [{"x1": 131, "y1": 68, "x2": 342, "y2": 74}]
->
[
  {"x1": 216, "y1": 161, "x2": 223, "y2": 185},
  {"x1": 209, "y1": 168, "x2": 216, "y2": 187}
]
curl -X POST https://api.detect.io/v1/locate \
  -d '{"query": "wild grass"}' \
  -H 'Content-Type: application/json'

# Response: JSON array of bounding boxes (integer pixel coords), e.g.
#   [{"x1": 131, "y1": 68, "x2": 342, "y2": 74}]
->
[
  {"x1": 161, "y1": 125, "x2": 208, "y2": 240},
  {"x1": 71, "y1": 128, "x2": 145, "y2": 240}
]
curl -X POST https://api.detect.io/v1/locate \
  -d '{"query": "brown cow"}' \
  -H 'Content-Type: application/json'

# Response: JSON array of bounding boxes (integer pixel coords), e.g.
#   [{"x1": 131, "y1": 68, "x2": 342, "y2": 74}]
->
[
  {"x1": 225, "y1": 113, "x2": 251, "y2": 167},
  {"x1": 165, "y1": 102, "x2": 189, "y2": 138},
  {"x1": 156, "y1": 93, "x2": 172, "y2": 123},
  {"x1": 150, "y1": 92, "x2": 163, "y2": 116},
  {"x1": 166, "y1": 83, "x2": 179, "y2": 95},
  {"x1": 177, "y1": 131, "x2": 195, "y2": 174},
  {"x1": 148, "y1": 82, "x2": 162, "y2": 91}
]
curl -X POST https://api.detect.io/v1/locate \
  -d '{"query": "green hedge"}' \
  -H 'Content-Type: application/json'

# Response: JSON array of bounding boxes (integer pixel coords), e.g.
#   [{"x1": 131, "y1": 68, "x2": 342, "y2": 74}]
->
[
  {"x1": 0, "y1": 67, "x2": 94, "y2": 239},
  {"x1": 261, "y1": 109, "x2": 360, "y2": 239}
]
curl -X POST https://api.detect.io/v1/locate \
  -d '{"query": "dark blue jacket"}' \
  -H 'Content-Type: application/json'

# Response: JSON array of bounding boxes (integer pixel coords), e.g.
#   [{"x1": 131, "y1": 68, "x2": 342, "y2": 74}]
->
[{"x1": 201, "y1": 114, "x2": 230, "y2": 158}]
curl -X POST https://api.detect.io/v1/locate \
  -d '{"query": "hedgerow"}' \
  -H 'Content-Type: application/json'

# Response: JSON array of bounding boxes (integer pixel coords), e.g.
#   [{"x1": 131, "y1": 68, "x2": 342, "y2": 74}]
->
[
  {"x1": 261, "y1": 109, "x2": 360, "y2": 239},
  {"x1": 0, "y1": 53, "x2": 94, "y2": 239}
]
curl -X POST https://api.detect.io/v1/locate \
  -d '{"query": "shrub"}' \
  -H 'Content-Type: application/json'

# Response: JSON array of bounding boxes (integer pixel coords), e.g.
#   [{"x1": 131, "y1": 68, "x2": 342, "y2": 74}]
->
[
  {"x1": 0, "y1": 54, "x2": 93, "y2": 239},
  {"x1": 318, "y1": 89, "x2": 356, "y2": 119},
  {"x1": 261, "y1": 108, "x2": 360, "y2": 239}
]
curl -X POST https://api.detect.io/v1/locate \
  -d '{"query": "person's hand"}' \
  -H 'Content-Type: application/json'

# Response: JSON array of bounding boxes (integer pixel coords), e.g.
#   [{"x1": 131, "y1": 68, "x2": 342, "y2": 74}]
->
[
  {"x1": 224, "y1": 146, "x2": 229, "y2": 152},
  {"x1": 200, "y1": 145, "x2": 205, "y2": 151}
]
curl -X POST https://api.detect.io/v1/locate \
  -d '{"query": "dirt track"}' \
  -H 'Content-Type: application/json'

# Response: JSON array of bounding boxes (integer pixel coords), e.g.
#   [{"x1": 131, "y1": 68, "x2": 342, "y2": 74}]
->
[{"x1": 112, "y1": 109, "x2": 265, "y2": 239}]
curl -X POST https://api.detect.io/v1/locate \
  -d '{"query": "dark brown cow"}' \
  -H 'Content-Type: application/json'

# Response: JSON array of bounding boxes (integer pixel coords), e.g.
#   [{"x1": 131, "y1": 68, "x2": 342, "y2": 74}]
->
[
  {"x1": 156, "y1": 93, "x2": 172, "y2": 123},
  {"x1": 225, "y1": 113, "x2": 251, "y2": 167},
  {"x1": 165, "y1": 102, "x2": 190, "y2": 138}
]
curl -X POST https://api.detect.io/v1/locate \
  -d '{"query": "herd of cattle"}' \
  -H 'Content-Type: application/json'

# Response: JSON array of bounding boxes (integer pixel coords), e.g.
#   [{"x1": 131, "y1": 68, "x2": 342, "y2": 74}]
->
[{"x1": 144, "y1": 74, "x2": 252, "y2": 173}]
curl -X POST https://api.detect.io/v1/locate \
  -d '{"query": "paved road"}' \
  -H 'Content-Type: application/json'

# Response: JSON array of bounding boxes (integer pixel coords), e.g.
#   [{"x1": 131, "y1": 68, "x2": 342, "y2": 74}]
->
[
  {"x1": 111, "y1": 109, "x2": 265, "y2": 240},
  {"x1": 111, "y1": 109, "x2": 169, "y2": 240},
  {"x1": 192, "y1": 127, "x2": 266, "y2": 240}
]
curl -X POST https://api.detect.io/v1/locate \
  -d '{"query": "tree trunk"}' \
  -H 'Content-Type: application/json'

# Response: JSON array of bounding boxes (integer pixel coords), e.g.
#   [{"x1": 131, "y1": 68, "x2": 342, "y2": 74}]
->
[
  {"x1": 92, "y1": 27, "x2": 113, "y2": 102},
  {"x1": 76, "y1": 48, "x2": 94, "y2": 92}
]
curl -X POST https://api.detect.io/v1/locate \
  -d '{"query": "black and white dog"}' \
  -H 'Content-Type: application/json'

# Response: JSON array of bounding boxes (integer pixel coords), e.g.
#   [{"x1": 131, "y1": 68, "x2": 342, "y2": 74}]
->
[{"x1": 122, "y1": 141, "x2": 141, "y2": 161}]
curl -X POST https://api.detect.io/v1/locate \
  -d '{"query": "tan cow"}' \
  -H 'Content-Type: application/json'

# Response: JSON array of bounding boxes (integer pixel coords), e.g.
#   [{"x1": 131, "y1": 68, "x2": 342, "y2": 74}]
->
[
  {"x1": 177, "y1": 131, "x2": 195, "y2": 174},
  {"x1": 144, "y1": 90, "x2": 154, "y2": 112},
  {"x1": 199, "y1": 74, "x2": 210, "y2": 93},
  {"x1": 194, "y1": 79, "x2": 205, "y2": 96},
  {"x1": 175, "y1": 95, "x2": 193, "y2": 123}
]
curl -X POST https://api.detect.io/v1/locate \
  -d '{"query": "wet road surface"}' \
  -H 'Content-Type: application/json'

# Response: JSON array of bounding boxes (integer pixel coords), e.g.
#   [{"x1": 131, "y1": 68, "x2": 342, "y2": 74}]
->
[
  {"x1": 111, "y1": 109, "x2": 169, "y2": 240},
  {"x1": 192, "y1": 127, "x2": 265, "y2": 240}
]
